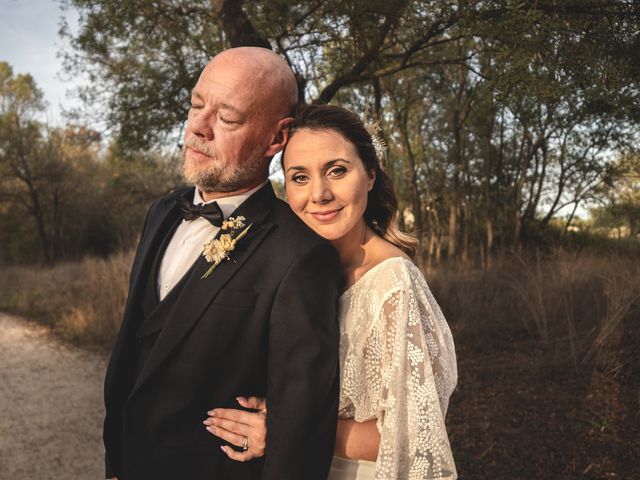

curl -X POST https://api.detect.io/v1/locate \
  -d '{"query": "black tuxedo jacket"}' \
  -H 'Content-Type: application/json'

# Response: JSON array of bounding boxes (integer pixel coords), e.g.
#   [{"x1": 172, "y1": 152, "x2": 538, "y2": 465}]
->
[{"x1": 103, "y1": 183, "x2": 341, "y2": 480}]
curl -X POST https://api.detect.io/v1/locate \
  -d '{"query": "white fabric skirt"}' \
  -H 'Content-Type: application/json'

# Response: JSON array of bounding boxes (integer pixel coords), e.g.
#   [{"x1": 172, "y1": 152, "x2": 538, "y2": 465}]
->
[{"x1": 327, "y1": 456, "x2": 376, "y2": 480}]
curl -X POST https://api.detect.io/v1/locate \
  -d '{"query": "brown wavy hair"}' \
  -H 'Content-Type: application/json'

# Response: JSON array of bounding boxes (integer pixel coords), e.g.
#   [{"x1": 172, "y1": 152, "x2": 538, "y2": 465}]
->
[{"x1": 282, "y1": 103, "x2": 417, "y2": 258}]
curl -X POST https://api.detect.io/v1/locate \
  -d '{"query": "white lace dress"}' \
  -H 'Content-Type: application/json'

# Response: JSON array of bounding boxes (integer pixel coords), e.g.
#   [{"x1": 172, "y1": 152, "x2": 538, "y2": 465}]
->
[{"x1": 327, "y1": 257, "x2": 458, "y2": 480}]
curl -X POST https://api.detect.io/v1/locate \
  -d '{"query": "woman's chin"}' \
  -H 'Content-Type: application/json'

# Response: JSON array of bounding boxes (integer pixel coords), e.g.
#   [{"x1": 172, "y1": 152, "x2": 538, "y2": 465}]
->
[
  {"x1": 304, "y1": 223, "x2": 343, "y2": 241},
  {"x1": 312, "y1": 223, "x2": 357, "y2": 243},
  {"x1": 299, "y1": 214, "x2": 365, "y2": 244}
]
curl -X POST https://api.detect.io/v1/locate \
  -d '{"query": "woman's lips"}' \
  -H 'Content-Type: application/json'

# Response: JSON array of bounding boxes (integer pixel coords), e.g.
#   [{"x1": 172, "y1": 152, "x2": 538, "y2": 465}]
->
[{"x1": 309, "y1": 208, "x2": 342, "y2": 222}]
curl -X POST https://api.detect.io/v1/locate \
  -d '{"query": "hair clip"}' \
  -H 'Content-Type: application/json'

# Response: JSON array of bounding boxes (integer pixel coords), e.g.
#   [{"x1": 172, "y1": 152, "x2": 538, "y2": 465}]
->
[{"x1": 364, "y1": 120, "x2": 388, "y2": 163}]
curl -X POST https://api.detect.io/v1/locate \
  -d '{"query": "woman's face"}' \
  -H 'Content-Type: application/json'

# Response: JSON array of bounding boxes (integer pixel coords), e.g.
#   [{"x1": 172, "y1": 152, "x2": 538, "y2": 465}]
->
[{"x1": 283, "y1": 128, "x2": 375, "y2": 242}]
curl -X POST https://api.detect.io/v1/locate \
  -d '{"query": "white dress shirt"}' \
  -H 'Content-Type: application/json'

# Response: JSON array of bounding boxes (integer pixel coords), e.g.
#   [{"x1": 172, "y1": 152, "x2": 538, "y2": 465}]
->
[{"x1": 157, "y1": 182, "x2": 266, "y2": 300}]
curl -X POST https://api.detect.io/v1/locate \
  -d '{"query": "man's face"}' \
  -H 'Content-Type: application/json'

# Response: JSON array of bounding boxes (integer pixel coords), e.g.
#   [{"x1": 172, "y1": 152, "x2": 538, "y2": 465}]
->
[{"x1": 182, "y1": 57, "x2": 275, "y2": 193}]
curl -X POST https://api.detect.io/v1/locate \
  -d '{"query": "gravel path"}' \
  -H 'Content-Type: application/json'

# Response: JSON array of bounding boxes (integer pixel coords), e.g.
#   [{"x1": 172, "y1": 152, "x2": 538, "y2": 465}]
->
[{"x1": 0, "y1": 313, "x2": 108, "y2": 479}]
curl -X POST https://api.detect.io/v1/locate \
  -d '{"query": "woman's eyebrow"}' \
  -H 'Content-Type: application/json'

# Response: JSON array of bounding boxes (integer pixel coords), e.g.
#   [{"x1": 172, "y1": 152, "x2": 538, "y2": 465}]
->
[
  {"x1": 324, "y1": 158, "x2": 351, "y2": 167},
  {"x1": 286, "y1": 158, "x2": 352, "y2": 173}
]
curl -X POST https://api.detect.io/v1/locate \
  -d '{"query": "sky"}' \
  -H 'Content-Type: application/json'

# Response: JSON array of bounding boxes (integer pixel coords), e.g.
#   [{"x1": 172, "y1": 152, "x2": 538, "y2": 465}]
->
[{"x1": 0, "y1": 0, "x2": 84, "y2": 124}]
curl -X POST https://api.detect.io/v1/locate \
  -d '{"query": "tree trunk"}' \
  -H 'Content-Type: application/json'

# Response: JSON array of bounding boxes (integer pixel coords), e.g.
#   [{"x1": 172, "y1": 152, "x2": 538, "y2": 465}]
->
[
  {"x1": 562, "y1": 202, "x2": 580, "y2": 237},
  {"x1": 29, "y1": 187, "x2": 51, "y2": 265},
  {"x1": 485, "y1": 218, "x2": 494, "y2": 269},
  {"x1": 211, "y1": 0, "x2": 272, "y2": 49}
]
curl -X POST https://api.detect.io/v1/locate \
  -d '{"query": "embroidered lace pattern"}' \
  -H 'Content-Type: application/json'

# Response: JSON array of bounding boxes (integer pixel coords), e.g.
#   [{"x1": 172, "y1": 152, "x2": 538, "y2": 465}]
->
[{"x1": 338, "y1": 257, "x2": 458, "y2": 479}]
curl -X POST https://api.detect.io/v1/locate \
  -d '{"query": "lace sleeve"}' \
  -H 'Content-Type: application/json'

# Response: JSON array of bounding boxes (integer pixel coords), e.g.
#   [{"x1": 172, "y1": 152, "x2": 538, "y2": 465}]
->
[{"x1": 373, "y1": 270, "x2": 458, "y2": 480}]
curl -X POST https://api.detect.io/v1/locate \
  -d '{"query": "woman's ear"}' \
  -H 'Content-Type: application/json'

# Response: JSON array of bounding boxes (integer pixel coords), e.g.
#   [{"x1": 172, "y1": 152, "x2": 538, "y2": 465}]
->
[
  {"x1": 367, "y1": 169, "x2": 376, "y2": 192},
  {"x1": 264, "y1": 117, "x2": 294, "y2": 157}
]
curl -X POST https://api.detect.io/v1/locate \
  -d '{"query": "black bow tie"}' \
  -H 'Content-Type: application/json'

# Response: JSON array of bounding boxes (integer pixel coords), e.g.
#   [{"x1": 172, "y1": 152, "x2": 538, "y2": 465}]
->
[{"x1": 177, "y1": 194, "x2": 224, "y2": 227}]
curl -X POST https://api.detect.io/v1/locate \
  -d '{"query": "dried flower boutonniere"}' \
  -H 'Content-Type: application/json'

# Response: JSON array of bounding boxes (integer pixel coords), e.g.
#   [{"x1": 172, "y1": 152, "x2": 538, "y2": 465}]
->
[{"x1": 201, "y1": 216, "x2": 252, "y2": 279}]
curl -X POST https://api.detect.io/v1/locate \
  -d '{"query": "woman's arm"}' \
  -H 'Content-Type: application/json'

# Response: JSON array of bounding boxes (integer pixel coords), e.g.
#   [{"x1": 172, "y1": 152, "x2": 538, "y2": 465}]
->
[
  {"x1": 370, "y1": 275, "x2": 457, "y2": 478},
  {"x1": 207, "y1": 400, "x2": 381, "y2": 462},
  {"x1": 334, "y1": 418, "x2": 380, "y2": 461}
]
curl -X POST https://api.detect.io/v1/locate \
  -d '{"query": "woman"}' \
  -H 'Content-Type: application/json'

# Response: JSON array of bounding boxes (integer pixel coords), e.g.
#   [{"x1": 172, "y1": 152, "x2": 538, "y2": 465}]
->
[{"x1": 203, "y1": 104, "x2": 458, "y2": 479}]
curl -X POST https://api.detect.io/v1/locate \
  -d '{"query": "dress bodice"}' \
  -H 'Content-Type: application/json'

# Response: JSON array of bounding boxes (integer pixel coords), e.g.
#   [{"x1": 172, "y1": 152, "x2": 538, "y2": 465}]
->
[{"x1": 336, "y1": 257, "x2": 458, "y2": 479}]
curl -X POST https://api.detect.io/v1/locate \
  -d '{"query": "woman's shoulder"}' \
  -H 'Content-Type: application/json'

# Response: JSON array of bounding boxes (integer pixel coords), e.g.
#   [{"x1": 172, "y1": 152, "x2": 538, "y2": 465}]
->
[
  {"x1": 364, "y1": 237, "x2": 418, "y2": 281},
  {"x1": 348, "y1": 255, "x2": 420, "y2": 301}
]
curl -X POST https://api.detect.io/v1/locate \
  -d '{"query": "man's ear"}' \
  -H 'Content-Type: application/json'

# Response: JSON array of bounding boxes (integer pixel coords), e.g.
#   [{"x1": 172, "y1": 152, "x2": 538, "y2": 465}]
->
[{"x1": 264, "y1": 117, "x2": 294, "y2": 157}]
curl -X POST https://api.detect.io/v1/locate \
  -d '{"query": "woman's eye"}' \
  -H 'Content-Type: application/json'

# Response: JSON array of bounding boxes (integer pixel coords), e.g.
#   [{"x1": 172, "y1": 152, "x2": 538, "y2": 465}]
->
[
  {"x1": 328, "y1": 166, "x2": 347, "y2": 177},
  {"x1": 291, "y1": 174, "x2": 309, "y2": 184}
]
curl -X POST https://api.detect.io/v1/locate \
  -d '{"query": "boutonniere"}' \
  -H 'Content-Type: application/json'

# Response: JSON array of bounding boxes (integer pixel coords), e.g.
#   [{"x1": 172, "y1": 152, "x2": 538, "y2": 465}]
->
[{"x1": 201, "y1": 216, "x2": 252, "y2": 279}]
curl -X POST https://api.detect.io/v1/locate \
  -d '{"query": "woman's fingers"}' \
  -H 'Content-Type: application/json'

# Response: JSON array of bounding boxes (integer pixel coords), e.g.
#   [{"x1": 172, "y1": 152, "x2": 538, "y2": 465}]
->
[
  {"x1": 205, "y1": 399, "x2": 268, "y2": 462},
  {"x1": 205, "y1": 422, "x2": 248, "y2": 448},
  {"x1": 236, "y1": 396, "x2": 267, "y2": 412},
  {"x1": 205, "y1": 417, "x2": 250, "y2": 437},
  {"x1": 208, "y1": 408, "x2": 252, "y2": 424},
  {"x1": 207, "y1": 408, "x2": 264, "y2": 429},
  {"x1": 220, "y1": 445, "x2": 257, "y2": 462}
]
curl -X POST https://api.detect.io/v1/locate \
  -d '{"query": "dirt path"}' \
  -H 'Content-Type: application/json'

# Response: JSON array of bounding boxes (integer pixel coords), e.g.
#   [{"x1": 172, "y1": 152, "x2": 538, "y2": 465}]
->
[{"x1": 0, "y1": 313, "x2": 108, "y2": 479}]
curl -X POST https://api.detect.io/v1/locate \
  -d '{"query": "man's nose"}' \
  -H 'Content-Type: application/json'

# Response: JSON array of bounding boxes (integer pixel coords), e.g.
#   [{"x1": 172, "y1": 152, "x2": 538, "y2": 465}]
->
[{"x1": 188, "y1": 110, "x2": 214, "y2": 140}]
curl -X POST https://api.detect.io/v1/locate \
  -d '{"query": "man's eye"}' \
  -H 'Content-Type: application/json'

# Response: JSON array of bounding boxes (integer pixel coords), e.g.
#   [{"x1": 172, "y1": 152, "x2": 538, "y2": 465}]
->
[
  {"x1": 190, "y1": 103, "x2": 203, "y2": 110},
  {"x1": 219, "y1": 116, "x2": 238, "y2": 124}
]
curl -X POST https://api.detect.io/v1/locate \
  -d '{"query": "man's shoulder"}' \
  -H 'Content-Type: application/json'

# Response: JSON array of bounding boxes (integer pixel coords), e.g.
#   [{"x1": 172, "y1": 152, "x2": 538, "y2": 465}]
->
[
  {"x1": 267, "y1": 198, "x2": 329, "y2": 251},
  {"x1": 146, "y1": 186, "x2": 191, "y2": 213},
  {"x1": 160, "y1": 186, "x2": 191, "y2": 203},
  {"x1": 264, "y1": 199, "x2": 340, "y2": 285}
]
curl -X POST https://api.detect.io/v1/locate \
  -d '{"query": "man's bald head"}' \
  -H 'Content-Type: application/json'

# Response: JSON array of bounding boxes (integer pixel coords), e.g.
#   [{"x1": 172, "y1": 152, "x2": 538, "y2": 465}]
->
[
  {"x1": 207, "y1": 47, "x2": 298, "y2": 117},
  {"x1": 182, "y1": 47, "x2": 299, "y2": 199}
]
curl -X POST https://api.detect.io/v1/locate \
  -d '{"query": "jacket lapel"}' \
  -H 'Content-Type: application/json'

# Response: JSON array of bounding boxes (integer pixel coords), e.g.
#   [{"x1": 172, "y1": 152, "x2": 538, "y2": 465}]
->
[
  {"x1": 129, "y1": 183, "x2": 278, "y2": 398},
  {"x1": 127, "y1": 189, "x2": 189, "y2": 301}
]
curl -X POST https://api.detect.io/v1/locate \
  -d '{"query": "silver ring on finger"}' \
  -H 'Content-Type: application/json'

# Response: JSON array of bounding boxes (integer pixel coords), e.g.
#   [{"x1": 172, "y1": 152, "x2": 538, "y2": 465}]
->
[{"x1": 242, "y1": 436, "x2": 249, "y2": 451}]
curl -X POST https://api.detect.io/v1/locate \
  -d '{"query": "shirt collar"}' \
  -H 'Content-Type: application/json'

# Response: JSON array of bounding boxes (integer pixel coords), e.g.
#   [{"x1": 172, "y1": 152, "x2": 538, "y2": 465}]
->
[{"x1": 192, "y1": 181, "x2": 268, "y2": 220}]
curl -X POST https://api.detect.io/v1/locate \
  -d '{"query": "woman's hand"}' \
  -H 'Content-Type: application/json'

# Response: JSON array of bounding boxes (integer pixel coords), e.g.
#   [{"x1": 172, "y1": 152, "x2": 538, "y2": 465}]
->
[{"x1": 204, "y1": 396, "x2": 267, "y2": 462}]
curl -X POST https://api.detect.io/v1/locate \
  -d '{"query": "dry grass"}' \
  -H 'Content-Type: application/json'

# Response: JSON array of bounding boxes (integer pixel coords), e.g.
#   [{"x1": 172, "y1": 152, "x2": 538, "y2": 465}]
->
[
  {"x1": 1, "y1": 248, "x2": 638, "y2": 478},
  {"x1": 0, "y1": 251, "x2": 132, "y2": 347},
  {"x1": 426, "y1": 250, "x2": 640, "y2": 479},
  {"x1": 427, "y1": 250, "x2": 639, "y2": 372},
  {"x1": 1, "y1": 248, "x2": 636, "y2": 361}
]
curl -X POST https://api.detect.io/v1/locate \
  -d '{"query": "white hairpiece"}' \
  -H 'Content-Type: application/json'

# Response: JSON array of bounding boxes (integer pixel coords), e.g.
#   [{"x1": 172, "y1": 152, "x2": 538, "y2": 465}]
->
[{"x1": 364, "y1": 120, "x2": 388, "y2": 164}]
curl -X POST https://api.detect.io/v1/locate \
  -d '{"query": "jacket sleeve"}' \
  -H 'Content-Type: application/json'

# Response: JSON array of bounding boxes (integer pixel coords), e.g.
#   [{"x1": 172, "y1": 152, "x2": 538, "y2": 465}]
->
[
  {"x1": 103, "y1": 199, "x2": 157, "y2": 479},
  {"x1": 105, "y1": 454, "x2": 115, "y2": 479},
  {"x1": 261, "y1": 241, "x2": 342, "y2": 480}
]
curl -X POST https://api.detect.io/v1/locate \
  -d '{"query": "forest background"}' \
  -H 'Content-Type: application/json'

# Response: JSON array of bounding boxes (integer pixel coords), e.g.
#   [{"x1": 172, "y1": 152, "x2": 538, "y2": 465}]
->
[{"x1": 1, "y1": 1, "x2": 639, "y2": 478}]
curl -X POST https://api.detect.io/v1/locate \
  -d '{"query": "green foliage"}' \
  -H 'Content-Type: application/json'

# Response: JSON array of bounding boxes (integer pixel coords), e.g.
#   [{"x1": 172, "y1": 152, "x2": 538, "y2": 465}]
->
[
  {"x1": 61, "y1": 0, "x2": 224, "y2": 149},
  {"x1": 54, "y1": 1, "x2": 640, "y2": 260},
  {"x1": 0, "y1": 62, "x2": 183, "y2": 265},
  {"x1": 589, "y1": 152, "x2": 640, "y2": 237}
]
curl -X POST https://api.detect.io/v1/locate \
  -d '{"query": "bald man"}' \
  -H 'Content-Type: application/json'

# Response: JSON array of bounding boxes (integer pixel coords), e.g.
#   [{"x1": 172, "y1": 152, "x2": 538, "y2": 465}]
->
[{"x1": 103, "y1": 47, "x2": 341, "y2": 480}]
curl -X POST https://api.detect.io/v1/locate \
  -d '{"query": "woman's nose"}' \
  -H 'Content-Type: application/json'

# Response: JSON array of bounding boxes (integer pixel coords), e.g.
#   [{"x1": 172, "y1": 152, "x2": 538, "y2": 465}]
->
[{"x1": 310, "y1": 178, "x2": 333, "y2": 203}]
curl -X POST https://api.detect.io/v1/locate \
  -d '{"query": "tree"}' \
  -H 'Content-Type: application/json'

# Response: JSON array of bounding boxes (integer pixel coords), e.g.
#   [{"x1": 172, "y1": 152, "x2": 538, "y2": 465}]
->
[
  {"x1": 0, "y1": 62, "x2": 54, "y2": 263},
  {"x1": 59, "y1": 0, "x2": 640, "y2": 260},
  {"x1": 61, "y1": 0, "x2": 640, "y2": 147},
  {"x1": 1, "y1": 62, "x2": 109, "y2": 264},
  {"x1": 592, "y1": 153, "x2": 640, "y2": 237}
]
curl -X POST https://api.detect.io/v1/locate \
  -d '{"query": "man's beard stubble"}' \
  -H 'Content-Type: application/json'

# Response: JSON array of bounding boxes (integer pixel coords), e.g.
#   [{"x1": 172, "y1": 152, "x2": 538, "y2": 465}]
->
[{"x1": 182, "y1": 139, "x2": 268, "y2": 193}]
